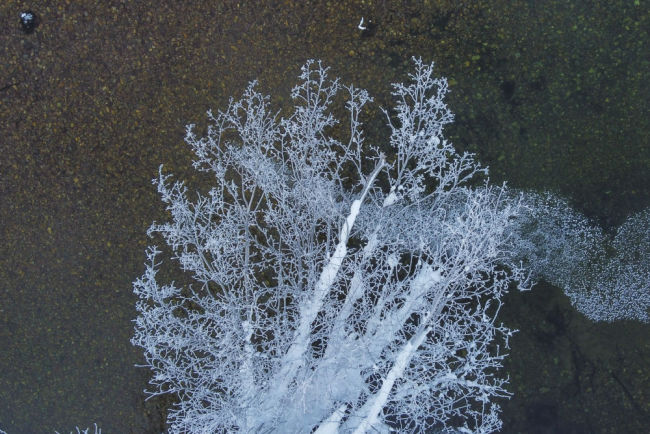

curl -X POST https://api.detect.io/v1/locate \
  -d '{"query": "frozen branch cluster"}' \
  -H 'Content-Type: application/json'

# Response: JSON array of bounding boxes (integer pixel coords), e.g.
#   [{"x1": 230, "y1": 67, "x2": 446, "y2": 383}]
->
[
  {"x1": 511, "y1": 193, "x2": 649, "y2": 323},
  {"x1": 132, "y1": 58, "x2": 532, "y2": 433}
]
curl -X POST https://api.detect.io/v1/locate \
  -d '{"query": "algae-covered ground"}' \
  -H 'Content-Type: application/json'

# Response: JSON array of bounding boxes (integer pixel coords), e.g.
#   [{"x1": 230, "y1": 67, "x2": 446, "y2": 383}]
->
[{"x1": 0, "y1": 1, "x2": 648, "y2": 432}]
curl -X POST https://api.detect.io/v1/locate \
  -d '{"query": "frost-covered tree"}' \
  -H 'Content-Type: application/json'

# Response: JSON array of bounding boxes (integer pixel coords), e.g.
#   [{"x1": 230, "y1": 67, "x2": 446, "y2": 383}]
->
[
  {"x1": 511, "y1": 192, "x2": 649, "y2": 323},
  {"x1": 132, "y1": 58, "x2": 532, "y2": 433}
]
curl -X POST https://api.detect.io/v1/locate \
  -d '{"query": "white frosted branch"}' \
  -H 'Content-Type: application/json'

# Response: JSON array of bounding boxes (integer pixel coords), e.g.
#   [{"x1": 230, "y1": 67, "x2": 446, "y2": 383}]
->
[
  {"x1": 353, "y1": 312, "x2": 433, "y2": 434},
  {"x1": 262, "y1": 156, "x2": 386, "y2": 418},
  {"x1": 313, "y1": 403, "x2": 348, "y2": 434}
]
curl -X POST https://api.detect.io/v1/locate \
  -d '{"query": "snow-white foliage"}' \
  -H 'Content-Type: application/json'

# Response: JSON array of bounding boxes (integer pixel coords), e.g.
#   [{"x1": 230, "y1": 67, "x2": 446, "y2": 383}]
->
[
  {"x1": 132, "y1": 58, "x2": 532, "y2": 433},
  {"x1": 511, "y1": 192, "x2": 650, "y2": 323}
]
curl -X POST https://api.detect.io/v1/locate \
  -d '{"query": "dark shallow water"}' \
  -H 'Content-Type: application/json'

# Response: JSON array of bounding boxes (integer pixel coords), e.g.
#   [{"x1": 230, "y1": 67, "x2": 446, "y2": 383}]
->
[{"x1": 1, "y1": 1, "x2": 647, "y2": 432}]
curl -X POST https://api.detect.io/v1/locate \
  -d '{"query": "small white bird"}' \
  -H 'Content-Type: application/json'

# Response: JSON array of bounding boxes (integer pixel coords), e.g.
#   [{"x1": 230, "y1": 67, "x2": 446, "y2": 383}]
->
[{"x1": 358, "y1": 17, "x2": 367, "y2": 31}]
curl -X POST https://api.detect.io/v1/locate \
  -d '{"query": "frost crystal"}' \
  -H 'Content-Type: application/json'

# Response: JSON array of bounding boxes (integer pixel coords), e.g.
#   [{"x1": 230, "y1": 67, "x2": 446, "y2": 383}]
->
[{"x1": 511, "y1": 192, "x2": 649, "y2": 323}]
